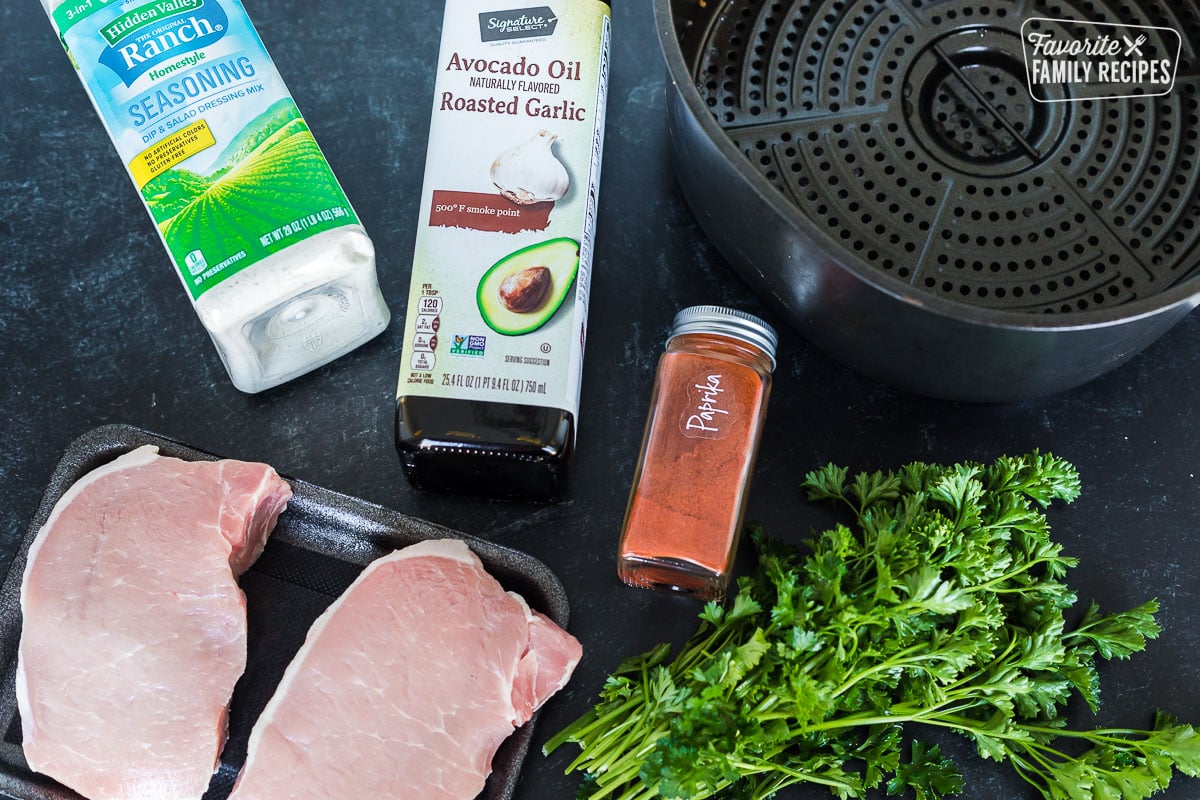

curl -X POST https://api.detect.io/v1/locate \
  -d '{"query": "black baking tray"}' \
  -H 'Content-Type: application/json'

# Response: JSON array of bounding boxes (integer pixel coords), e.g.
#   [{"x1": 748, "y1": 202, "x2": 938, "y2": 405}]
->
[{"x1": 0, "y1": 424, "x2": 571, "y2": 800}]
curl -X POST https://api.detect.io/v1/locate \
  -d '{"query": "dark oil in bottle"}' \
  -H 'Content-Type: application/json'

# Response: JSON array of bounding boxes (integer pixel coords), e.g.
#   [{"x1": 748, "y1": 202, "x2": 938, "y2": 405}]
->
[{"x1": 395, "y1": 398, "x2": 573, "y2": 501}]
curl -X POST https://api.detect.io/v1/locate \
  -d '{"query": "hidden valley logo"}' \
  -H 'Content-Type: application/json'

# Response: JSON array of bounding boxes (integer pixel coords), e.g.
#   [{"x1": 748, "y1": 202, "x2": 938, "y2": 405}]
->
[
  {"x1": 99, "y1": 0, "x2": 229, "y2": 86},
  {"x1": 1021, "y1": 17, "x2": 1181, "y2": 101}
]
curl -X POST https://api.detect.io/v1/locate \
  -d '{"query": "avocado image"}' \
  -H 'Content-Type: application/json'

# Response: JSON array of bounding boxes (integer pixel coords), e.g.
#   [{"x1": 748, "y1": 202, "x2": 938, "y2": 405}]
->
[{"x1": 477, "y1": 237, "x2": 580, "y2": 335}]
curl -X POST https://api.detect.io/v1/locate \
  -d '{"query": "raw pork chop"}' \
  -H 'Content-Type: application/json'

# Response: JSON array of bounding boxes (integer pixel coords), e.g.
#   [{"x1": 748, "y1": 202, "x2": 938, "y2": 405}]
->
[
  {"x1": 227, "y1": 538, "x2": 582, "y2": 800},
  {"x1": 17, "y1": 445, "x2": 292, "y2": 800}
]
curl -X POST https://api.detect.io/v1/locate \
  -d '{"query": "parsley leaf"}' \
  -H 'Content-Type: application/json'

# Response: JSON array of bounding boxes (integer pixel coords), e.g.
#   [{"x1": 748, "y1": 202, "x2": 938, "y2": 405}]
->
[{"x1": 887, "y1": 741, "x2": 964, "y2": 800}]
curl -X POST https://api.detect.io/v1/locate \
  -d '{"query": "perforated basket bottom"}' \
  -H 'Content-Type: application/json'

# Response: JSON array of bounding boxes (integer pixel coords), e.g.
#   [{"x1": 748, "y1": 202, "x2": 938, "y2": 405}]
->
[{"x1": 684, "y1": 0, "x2": 1200, "y2": 313}]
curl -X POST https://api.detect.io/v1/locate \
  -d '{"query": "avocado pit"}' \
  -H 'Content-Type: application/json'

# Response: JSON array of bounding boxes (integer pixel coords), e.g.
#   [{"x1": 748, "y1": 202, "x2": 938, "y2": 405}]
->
[{"x1": 499, "y1": 266, "x2": 552, "y2": 313}]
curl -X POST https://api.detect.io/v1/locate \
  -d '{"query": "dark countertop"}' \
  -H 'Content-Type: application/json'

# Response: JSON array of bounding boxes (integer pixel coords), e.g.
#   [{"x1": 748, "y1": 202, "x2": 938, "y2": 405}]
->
[{"x1": 3, "y1": 1, "x2": 1200, "y2": 799}]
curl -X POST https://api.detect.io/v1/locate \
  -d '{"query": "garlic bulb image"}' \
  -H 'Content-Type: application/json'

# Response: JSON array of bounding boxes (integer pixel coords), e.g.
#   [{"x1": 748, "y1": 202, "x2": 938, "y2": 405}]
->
[{"x1": 490, "y1": 130, "x2": 570, "y2": 205}]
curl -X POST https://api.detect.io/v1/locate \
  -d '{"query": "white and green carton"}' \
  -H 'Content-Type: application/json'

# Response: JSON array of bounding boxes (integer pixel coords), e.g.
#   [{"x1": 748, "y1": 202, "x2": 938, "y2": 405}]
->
[{"x1": 43, "y1": 0, "x2": 390, "y2": 392}]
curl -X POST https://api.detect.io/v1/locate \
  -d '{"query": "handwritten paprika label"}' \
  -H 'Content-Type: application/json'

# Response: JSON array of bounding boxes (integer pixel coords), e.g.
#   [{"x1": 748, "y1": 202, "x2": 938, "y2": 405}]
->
[
  {"x1": 617, "y1": 348, "x2": 771, "y2": 598},
  {"x1": 681, "y1": 374, "x2": 731, "y2": 439}
]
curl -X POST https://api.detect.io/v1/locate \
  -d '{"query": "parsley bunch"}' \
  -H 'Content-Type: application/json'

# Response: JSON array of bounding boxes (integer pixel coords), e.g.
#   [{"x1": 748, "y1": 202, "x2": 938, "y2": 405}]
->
[{"x1": 547, "y1": 452, "x2": 1200, "y2": 799}]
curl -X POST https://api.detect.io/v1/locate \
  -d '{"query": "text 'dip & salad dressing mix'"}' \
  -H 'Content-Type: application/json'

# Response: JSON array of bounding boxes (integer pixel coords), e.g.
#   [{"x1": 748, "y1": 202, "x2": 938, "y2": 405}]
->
[
  {"x1": 395, "y1": 0, "x2": 612, "y2": 500},
  {"x1": 41, "y1": 0, "x2": 390, "y2": 393}
]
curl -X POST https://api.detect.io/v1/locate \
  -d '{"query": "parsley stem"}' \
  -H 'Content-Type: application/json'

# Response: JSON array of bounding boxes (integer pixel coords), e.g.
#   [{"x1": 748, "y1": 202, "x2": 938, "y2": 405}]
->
[
  {"x1": 1019, "y1": 723, "x2": 1155, "y2": 744},
  {"x1": 830, "y1": 644, "x2": 949, "y2": 699},
  {"x1": 730, "y1": 757, "x2": 859, "y2": 792},
  {"x1": 586, "y1": 758, "x2": 658, "y2": 800},
  {"x1": 964, "y1": 557, "x2": 1056, "y2": 594},
  {"x1": 545, "y1": 696, "x2": 640, "y2": 754},
  {"x1": 570, "y1": 722, "x2": 669, "y2": 777}
]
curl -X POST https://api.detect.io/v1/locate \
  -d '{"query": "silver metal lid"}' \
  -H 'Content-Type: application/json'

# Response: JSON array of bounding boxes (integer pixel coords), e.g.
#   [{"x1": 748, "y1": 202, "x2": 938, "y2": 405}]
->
[{"x1": 668, "y1": 305, "x2": 778, "y2": 369}]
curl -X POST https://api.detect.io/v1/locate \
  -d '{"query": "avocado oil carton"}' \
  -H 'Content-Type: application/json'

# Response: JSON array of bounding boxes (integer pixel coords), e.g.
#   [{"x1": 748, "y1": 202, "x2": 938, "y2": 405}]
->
[
  {"x1": 40, "y1": 0, "x2": 390, "y2": 393},
  {"x1": 395, "y1": 0, "x2": 611, "y2": 501}
]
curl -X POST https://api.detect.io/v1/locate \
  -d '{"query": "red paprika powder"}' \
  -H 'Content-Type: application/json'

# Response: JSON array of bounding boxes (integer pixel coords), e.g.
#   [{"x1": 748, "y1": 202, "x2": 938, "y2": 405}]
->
[{"x1": 617, "y1": 306, "x2": 777, "y2": 601}]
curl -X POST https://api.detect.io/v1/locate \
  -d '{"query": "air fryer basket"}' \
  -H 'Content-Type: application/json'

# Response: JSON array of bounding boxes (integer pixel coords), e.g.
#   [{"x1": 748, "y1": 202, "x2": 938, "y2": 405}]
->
[{"x1": 657, "y1": 0, "x2": 1200, "y2": 400}]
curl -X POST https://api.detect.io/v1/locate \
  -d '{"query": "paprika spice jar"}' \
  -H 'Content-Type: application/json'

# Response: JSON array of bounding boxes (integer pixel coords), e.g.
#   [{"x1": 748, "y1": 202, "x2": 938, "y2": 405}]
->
[{"x1": 617, "y1": 306, "x2": 777, "y2": 601}]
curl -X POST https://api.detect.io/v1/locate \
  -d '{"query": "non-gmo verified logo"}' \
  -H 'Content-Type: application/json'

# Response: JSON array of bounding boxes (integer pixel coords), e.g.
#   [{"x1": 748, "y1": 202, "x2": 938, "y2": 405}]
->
[
  {"x1": 479, "y1": 6, "x2": 557, "y2": 42},
  {"x1": 450, "y1": 334, "x2": 487, "y2": 357}
]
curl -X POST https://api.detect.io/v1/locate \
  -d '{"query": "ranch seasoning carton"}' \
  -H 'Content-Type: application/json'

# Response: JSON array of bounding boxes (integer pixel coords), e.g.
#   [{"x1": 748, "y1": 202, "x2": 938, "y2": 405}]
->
[{"x1": 42, "y1": 0, "x2": 390, "y2": 392}]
